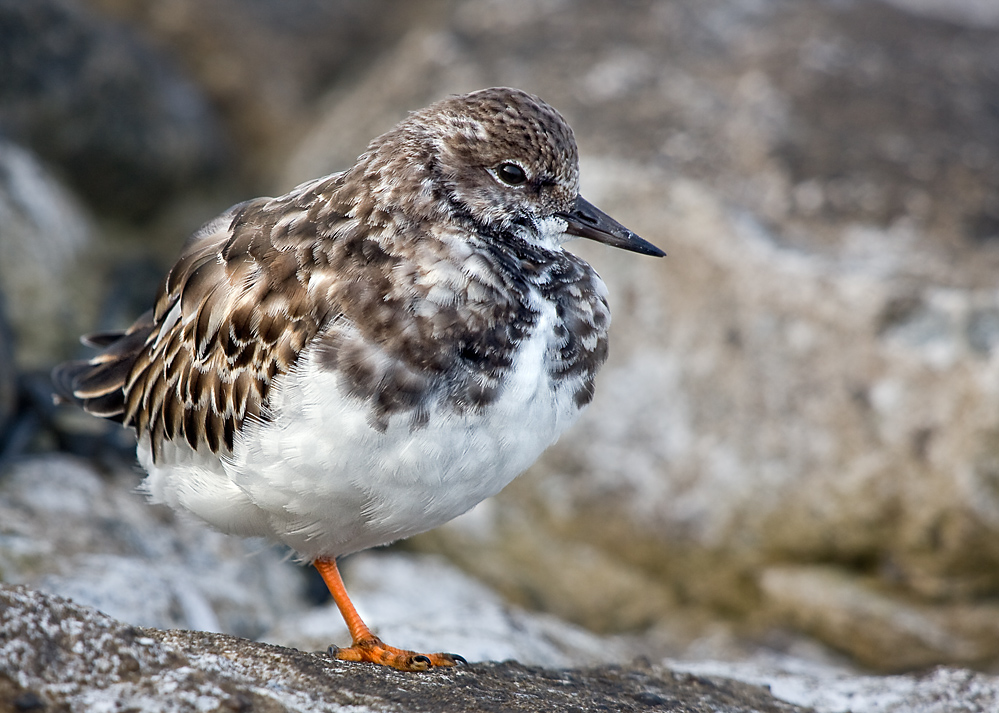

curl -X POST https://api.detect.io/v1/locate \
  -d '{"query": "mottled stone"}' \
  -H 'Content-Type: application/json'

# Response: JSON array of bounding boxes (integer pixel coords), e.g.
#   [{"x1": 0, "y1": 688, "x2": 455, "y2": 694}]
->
[
  {"x1": 0, "y1": 584, "x2": 807, "y2": 713},
  {"x1": 0, "y1": 454, "x2": 307, "y2": 638},
  {"x1": 0, "y1": 0, "x2": 227, "y2": 218},
  {"x1": 0, "y1": 300, "x2": 14, "y2": 440},
  {"x1": 82, "y1": 0, "x2": 432, "y2": 180},
  {"x1": 0, "y1": 140, "x2": 98, "y2": 366}
]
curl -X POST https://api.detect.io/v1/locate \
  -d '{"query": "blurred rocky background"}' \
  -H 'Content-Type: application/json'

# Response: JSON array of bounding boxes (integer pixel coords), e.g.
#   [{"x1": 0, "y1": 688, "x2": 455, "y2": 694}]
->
[{"x1": 3, "y1": 0, "x2": 999, "y2": 710}]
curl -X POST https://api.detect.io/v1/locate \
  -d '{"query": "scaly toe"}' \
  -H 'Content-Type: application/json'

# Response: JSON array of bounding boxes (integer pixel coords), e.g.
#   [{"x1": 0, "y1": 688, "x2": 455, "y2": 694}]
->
[{"x1": 328, "y1": 637, "x2": 464, "y2": 671}]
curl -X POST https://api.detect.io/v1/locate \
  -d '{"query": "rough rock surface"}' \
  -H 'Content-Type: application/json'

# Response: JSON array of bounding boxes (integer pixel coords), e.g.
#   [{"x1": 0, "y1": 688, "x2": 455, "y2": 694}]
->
[
  {"x1": 7, "y1": 584, "x2": 999, "y2": 712},
  {"x1": 673, "y1": 655, "x2": 999, "y2": 713},
  {"x1": 0, "y1": 454, "x2": 307, "y2": 638},
  {"x1": 0, "y1": 585, "x2": 804, "y2": 713}
]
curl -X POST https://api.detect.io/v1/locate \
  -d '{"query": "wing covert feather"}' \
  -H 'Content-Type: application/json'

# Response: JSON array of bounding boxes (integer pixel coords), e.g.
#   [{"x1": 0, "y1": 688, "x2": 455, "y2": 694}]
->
[{"x1": 54, "y1": 185, "x2": 345, "y2": 457}]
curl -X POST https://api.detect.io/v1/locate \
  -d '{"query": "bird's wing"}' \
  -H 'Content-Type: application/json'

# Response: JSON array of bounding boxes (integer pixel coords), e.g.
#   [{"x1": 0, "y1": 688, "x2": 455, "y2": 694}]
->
[{"x1": 53, "y1": 180, "x2": 346, "y2": 456}]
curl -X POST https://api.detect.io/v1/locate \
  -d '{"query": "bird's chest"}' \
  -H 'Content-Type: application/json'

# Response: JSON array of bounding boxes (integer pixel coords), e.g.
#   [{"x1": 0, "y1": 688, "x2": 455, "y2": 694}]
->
[
  {"x1": 293, "y1": 297, "x2": 579, "y2": 476},
  {"x1": 227, "y1": 296, "x2": 590, "y2": 552}
]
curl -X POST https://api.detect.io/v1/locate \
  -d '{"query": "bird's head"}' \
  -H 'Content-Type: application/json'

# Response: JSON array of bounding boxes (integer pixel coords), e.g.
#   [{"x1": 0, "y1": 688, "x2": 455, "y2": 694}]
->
[{"x1": 354, "y1": 87, "x2": 664, "y2": 258}]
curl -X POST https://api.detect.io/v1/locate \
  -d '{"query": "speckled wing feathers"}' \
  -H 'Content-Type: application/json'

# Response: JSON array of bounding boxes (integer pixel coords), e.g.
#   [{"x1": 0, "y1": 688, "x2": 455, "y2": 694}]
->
[{"x1": 55, "y1": 183, "x2": 343, "y2": 457}]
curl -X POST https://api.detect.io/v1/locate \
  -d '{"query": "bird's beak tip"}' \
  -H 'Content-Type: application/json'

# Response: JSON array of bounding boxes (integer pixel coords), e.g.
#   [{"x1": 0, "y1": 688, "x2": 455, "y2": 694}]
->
[{"x1": 559, "y1": 196, "x2": 666, "y2": 258}]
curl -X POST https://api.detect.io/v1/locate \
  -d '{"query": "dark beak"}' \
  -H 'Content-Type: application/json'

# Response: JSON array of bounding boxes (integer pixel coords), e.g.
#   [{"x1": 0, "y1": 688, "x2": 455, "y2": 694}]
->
[{"x1": 557, "y1": 196, "x2": 665, "y2": 257}]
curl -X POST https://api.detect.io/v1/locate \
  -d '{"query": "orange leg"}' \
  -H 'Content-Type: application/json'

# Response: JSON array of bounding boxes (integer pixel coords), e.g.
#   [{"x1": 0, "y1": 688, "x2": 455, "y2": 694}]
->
[{"x1": 313, "y1": 557, "x2": 465, "y2": 671}]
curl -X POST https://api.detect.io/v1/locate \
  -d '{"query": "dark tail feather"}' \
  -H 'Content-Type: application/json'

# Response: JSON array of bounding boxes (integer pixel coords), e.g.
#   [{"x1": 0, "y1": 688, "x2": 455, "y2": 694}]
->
[
  {"x1": 81, "y1": 331, "x2": 127, "y2": 348},
  {"x1": 51, "y1": 359, "x2": 89, "y2": 405},
  {"x1": 51, "y1": 312, "x2": 155, "y2": 424}
]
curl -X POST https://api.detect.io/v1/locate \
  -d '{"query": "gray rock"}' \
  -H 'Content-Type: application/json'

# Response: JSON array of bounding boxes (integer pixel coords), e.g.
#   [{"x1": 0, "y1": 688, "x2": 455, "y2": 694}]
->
[
  {"x1": 757, "y1": 565, "x2": 999, "y2": 671},
  {"x1": 6, "y1": 584, "x2": 999, "y2": 712},
  {"x1": 882, "y1": 0, "x2": 999, "y2": 27},
  {"x1": 0, "y1": 454, "x2": 308, "y2": 639},
  {"x1": 0, "y1": 584, "x2": 806, "y2": 713},
  {"x1": 82, "y1": 0, "x2": 440, "y2": 181},
  {"x1": 0, "y1": 294, "x2": 14, "y2": 440},
  {"x1": 0, "y1": 139, "x2": 99, "y2": 367},
  {"x1": 0, "y1": 0, "x2": 228, "y2": 219},
  {"x1": 672, "y1": 655, "x2": 999, "y2": 713}
]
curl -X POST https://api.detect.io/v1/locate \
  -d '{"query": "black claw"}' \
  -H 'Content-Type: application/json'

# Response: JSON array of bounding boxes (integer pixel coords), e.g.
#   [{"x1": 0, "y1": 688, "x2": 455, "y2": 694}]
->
[
  {"x1": 408, "y1": 654, "x2": 433, "y2": 671},
  {"x1": 450, "y1": 654, "x2": 468, "y2": 665},
  {"x1": 327, "y1": 645, "x2": 339, "y2": 658}
]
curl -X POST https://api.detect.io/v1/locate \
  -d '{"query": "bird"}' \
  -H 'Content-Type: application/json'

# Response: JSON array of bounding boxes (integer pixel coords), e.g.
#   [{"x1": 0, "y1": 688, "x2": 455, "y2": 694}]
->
[{"x1": 52, "y1": 87, "x2": 665, "y2": 671}]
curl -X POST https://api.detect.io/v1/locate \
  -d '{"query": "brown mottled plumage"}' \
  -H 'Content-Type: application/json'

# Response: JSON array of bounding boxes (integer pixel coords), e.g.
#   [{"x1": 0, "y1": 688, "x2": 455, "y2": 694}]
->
[{"x1": 53, "y1": 88, "x2": 664, "y2": 671}]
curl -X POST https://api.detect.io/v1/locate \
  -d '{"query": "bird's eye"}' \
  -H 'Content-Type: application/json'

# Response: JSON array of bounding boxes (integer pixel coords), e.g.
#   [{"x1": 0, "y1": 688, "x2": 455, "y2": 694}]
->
[{"x1": 494, "y1": 162, "x2": 528, "y2": 186}]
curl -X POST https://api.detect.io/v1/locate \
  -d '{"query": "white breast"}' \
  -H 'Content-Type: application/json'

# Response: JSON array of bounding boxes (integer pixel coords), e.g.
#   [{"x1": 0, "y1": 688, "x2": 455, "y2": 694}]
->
[{"x1": 139, "y1": 297, "x2": 587, "y2": 562}]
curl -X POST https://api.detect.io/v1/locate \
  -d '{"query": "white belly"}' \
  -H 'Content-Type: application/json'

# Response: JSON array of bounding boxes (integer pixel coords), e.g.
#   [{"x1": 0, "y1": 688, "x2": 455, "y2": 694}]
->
[{"x1": 139, "y1": 301, "x2": 585, "y2": 561}]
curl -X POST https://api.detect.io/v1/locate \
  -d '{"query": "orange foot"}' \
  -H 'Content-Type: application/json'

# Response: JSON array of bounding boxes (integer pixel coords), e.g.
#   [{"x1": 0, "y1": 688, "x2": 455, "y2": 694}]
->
[
  {"x1": 313, "y1": 557, "x2": 467, "y2": 672},
  {"x1": 328, "y1": 637, "x2": 465, "y2": 671}
]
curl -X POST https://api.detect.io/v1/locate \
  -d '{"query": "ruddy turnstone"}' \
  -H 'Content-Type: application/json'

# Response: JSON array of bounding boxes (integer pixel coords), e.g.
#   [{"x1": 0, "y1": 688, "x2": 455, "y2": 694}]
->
[{"x1": 53, "y1": 87, "x2": 665, "y2": 670}]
